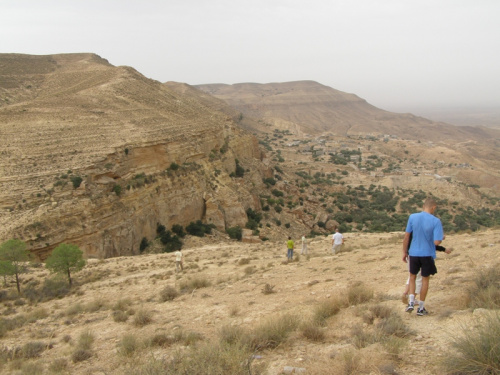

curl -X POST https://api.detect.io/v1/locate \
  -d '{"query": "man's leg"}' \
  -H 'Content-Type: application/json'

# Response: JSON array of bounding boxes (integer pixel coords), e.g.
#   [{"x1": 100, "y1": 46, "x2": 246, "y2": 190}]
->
[
  {"x1": 416, "y1": 276, "x2": 430, "y2": 315},
  {"x1": 406, "y1": 273, "x2": 417, "y2": 312}
]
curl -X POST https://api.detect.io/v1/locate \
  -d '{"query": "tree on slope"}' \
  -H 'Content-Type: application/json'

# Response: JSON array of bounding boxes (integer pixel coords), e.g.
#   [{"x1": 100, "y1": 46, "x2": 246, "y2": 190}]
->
[
  {"x1": 46, "y1": 243, "x2": 86, "y2": 287},
  {"x1": 0, "y1": 239, "x2": 31, "y2": 294}
]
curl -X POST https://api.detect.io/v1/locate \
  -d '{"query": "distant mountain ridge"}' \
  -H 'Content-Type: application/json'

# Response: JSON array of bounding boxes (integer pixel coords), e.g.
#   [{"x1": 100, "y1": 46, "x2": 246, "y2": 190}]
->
[{"x1": 195, "y1": 80, "x2": 499, "y2": 144}]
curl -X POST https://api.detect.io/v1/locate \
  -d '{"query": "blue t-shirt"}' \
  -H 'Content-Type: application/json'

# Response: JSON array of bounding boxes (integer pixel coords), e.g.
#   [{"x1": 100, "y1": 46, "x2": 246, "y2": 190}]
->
[{"x1": 405, "y1": 211, "x2": 443, "y2": 259}]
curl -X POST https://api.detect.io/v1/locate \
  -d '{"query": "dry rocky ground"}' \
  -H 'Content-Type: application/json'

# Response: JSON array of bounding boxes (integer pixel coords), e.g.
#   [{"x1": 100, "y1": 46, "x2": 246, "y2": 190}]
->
[{"x1": 1, "y1": 228, "x2": 499, "y2": 375}]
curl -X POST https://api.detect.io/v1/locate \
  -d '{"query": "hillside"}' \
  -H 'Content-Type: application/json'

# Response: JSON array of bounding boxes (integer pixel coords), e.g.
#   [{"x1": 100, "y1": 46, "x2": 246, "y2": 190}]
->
[
  {"x1": 0, "y1": 53, "x2": 269, "y2": 259},
  {"x1": 195, "y1": 80, "x2": 500, "y2": 198},
  {"x1": 0, "y1": 229, "x2": 498, "y2": 374},
  {"x1": 195, "y1": 81, "x2": 498, "y2": 141}
]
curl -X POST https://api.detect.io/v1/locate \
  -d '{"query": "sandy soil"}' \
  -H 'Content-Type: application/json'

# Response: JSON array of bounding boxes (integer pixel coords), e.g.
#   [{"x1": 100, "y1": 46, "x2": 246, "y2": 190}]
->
[{"x1": 1, "y1": 228, "x2": 499, "y2": 374}]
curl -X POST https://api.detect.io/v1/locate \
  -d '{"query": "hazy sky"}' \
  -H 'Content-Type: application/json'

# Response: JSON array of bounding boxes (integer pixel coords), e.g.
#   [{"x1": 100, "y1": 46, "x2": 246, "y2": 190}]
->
[{"x1": 1, "y1": 0, "x2": 499, "y2": 113}]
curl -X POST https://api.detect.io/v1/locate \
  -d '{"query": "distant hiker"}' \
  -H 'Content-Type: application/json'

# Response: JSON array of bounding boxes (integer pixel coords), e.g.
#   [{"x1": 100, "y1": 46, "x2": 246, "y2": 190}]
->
[
  {"x1": 301, "y1": 235, "x2": 308, "y2": 255},
  {"x1": 175, "y1": 249, "x2": 183, "y2": 272},
  {"x1": 286, "y1": 236, "x2": 294, "y2": 261},
  {"x1": 402, "y1": 198, "x2": 444, "y2": 316},
  {"x1": 331, "y1": 228, "x2": 344, "y2": 254},
  {"x1": 402, "y1": 233, "x2": 452, "y2": 304}
]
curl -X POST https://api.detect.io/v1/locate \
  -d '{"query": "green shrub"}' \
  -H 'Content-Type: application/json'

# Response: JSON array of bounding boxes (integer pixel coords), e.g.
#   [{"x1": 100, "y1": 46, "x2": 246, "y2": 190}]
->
[
  {"x1": 186, "y1": 220, "x2": 215, "y2": 237},
  {"x1": 70, "y1": 176, "x2": 83, "y2": 189},
  {"x1": 169, "y1": 162, "x2": 180, "y2": 171},
  {"x1": 226, "y1": 226, "x2": 242, "y2": 241},
  {"x1": 171, "y1": 224, "x2": 186, "y2": 237}
]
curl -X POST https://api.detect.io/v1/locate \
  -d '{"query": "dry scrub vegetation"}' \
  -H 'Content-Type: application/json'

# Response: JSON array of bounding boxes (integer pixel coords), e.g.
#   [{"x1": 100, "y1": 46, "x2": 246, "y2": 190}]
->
[{"x1": 0, "y1": 230, "x2": 499, "y2": 374}]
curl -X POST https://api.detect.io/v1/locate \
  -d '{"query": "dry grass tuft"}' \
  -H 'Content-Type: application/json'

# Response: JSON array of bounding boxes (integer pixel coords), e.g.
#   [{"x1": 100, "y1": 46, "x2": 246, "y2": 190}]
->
[
  {"x1": 160, "y1": 286, "x2": 179, "y2": 302},
  {"x1": 250, "y1": 313, "x2": 299, "y2": 350},
  {"x1": 441, "y1": 312, "x2": 500, "y2": 375},
  {"x1": 179, "y1": 276, "x2": 211, "y2": 294},
  {"x1": 347, "y1": 282, "x2": 374, "y2": 305},
  {"x1": 300, "y1": 320, "x2": 326, "y2": 342},
  {"x1": 261, "y1": 283, "x2": 276, "y2": 295},
  {"x1": 133, "y1": 308, "x2": 153, "y2": 327},
  {"x1": 118, "y1": 333, "x2": 141, "y2": 356},
  {"x1": 313, "y1": 296, "x2": 346, "y2": 326},
  {"x1": 463, "y1": 264, "x2": 500, "y2": 309}
]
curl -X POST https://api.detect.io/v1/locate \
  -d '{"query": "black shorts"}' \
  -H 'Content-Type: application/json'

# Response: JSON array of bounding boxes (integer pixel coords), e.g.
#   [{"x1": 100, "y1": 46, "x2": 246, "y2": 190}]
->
[{"x1": 409, "y1": 256, "x2": 437, "y2": 277}]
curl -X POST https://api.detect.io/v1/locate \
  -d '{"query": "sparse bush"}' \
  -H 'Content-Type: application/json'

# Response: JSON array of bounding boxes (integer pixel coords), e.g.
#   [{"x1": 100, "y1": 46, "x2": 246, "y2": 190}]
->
[
  {"x1": 21, "y1": 341, "x2": 45, "y2": 358},
  {"x1": 313, "y1": 297, "x2": 346, "y2": 326},
  {"x1": 238, "y1": 258, "x2": 250, "y2": 265},
  {"x1": 301, "y1": 321, "x2": 325, "y2": 342},
  {"x1": 442, "y1": 312, "x2": 500, "y2": 374},
  {"x1": 464, "y1": 264, "x2": 500, "y2": 309},
  {"x1": 133, "y1": 308, "x2": 153, "y2": 327},
  {"x1": 160, "y1": 286, "x2": 179, "y2": 302},
  {"x1": 219, "y1": 324, "x2": 249, "y2": 346},
  {"x1": 347, "y1": 282, "x2": 374, "y2": 305},
  {"x1": 113, "y1": 298, "x2": 132, "y2": 311},
  {"x1": 77, "y1": 330, "x2": 94, "y2": 351},
  {"x1": 179, "y1": 277, "x2": 211, "y2": 294},
  {"x1": 171, "y1": 224, "x2": 186, "y2": 238},
  {"x1": 376, "y1": 313, "x2": 412, "y2": 338},
  {"x1": 72, "y1": 348, "x2": 92, "y2": 363},
  {"x1": 139, "y1": 237, "x2": 149, "y2": 253},
  {"x1": 70, "y1": 176, "x2": 83, "y2": 189},
  {"x1": 226, "y1": 226, "x2": 243, "y2": 241},
  {"x1": 118, "y1": 333, "x2": 140, "y2": 356},
  {"x1": 186, "y1": 220, "x2": 215, "y2": 237},
  {"x1": 112, "y1": 184, "x2": 122, "y2": 196},
  {"x1": 262, "y1": 283, "x2": 276, "y2": 295},
  {"x1": 250, "y1": 313, "x2": 299, "y2": 349},
  {"x1": 112, "y1": 310, "x2": 129, "y2": 323},
  {"x1": 167, "y1": 341, "x2": 256, "y2": 375},
  {"x1": 169, "y1": 162, "x2": 180, "y2": 171},
  {"x1": 49, "y1": 358, "x2": 68, "y2": 372},
  {"x1": 244, "y1": 266, "x2": 256, "y2": 276},
  {"x1": 147, "y1": 333, "x2": 174, "y2": 348}
]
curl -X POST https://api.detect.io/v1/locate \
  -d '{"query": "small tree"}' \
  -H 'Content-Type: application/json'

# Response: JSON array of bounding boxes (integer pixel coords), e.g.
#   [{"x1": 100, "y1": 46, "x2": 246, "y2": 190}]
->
[
  {"x1": 0, "y1": 239, "x2": 31, "y2": 294},
  {"x1": 45, "y1": 243, "x2": 86, "y2": 287}
]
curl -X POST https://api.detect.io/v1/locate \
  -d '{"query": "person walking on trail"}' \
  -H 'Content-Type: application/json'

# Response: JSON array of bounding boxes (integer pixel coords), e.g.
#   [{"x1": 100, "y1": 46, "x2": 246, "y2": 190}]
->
[
  {"x1": 402, "y1": 198, "x2": 443, "y2": 316},
  {"x1": 286, "y1": 236, "x2": 294, "y2": 262},
  {"x1": 175, "y1": 249, "x2": 183, "y2": 272},
  {"x1": 401, "y1": 234, "x2": 453, "y2": 304},
  {"x1": 331, "y1": 228, "x2": 344, "y2": 254},
  {"x1": 301, "y1": 235, "x2": 308, "y2": 255}
]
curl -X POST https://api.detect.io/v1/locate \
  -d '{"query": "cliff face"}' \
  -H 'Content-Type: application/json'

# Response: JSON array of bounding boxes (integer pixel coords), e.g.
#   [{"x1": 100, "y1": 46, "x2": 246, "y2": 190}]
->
[{"x1": 0, "y1": 53, "x2": 269, "y2": 259}]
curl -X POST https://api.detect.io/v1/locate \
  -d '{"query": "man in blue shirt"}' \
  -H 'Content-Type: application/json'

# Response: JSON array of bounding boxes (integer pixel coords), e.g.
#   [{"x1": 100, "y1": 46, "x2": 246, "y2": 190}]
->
[{"x1": 402, "y1": 198, "x2": 443, "y2": 316}]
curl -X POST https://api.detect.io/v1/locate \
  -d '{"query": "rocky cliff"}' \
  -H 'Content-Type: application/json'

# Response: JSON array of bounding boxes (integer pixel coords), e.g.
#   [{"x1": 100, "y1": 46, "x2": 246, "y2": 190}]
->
[{"x1": 0, "y1": 53, "x2": 270, "y2": 259}]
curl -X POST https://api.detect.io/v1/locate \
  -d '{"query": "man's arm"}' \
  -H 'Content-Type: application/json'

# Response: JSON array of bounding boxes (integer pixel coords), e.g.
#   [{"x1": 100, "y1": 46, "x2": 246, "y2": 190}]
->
[{"x1": 402, "y1": 232, "x2": 411, "y2": 262}]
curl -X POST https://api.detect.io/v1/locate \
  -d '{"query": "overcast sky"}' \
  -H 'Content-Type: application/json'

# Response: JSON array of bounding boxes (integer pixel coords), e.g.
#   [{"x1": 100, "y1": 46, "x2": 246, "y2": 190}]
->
[{"x1": 1, "y1": 0, "x2": 499, "y2": 113}]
